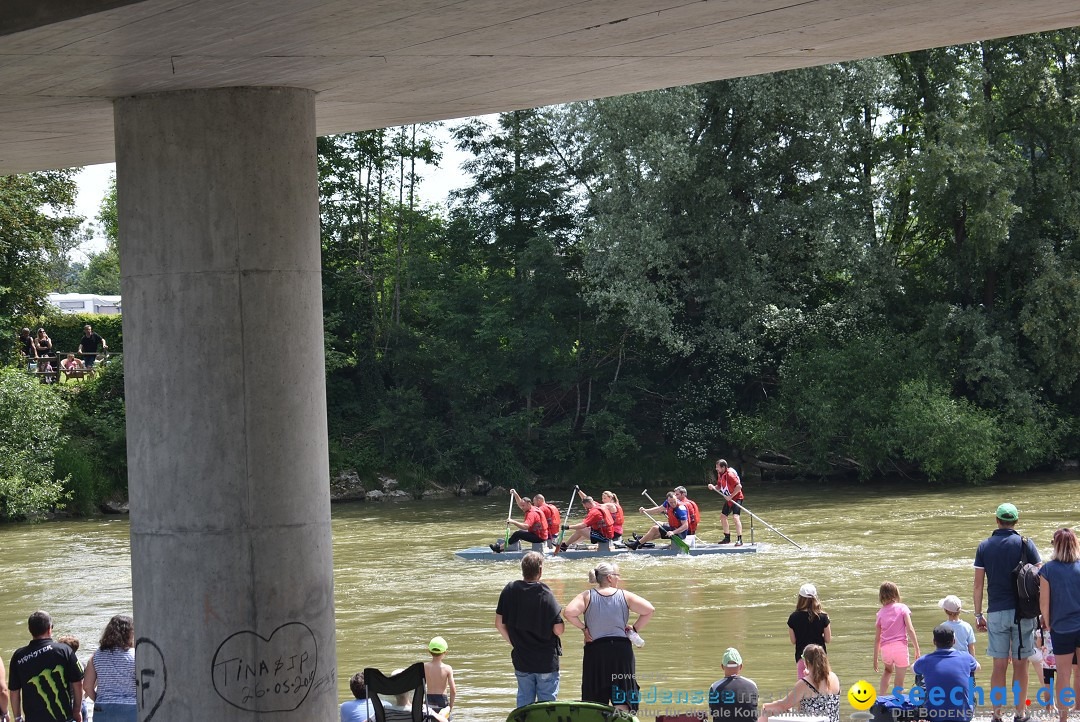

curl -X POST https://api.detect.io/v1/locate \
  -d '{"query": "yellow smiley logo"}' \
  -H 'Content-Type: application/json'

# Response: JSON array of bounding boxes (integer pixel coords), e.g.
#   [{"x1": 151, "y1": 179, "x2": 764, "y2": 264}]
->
[{"x1": 848, "y1": 680, "x2": 876, "y2": 710}]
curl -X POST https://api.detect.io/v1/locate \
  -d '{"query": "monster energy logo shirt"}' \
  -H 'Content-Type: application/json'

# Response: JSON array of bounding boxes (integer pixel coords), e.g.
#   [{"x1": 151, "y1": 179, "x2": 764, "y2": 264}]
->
[{"x1": 9, "y1": 638, "x2": 83, "y2": 722}]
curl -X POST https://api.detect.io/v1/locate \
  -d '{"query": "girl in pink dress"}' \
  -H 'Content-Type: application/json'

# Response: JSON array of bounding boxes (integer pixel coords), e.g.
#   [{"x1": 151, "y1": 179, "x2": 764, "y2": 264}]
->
[{"x1": 873, "y1": 581, "x2": 920, "y2": 694}]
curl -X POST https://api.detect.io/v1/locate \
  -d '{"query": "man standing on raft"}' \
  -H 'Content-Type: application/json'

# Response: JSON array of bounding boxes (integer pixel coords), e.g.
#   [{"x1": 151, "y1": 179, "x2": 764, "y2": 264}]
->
[{"x1": 709, "y1": 459, "x2": 744, "y2": 546}]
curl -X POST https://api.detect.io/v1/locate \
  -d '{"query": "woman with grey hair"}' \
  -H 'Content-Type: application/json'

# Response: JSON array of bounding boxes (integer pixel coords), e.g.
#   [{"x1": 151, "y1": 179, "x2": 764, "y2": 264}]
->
[{"x1": 563, "y1": 562, "x2": 655, "y2": 712}]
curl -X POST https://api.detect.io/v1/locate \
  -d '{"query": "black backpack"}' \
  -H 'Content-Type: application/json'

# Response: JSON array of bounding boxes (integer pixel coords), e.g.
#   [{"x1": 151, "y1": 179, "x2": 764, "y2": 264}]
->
[{"x1": 1013, "y1": 536, "x2": 1041, "y2": 620}]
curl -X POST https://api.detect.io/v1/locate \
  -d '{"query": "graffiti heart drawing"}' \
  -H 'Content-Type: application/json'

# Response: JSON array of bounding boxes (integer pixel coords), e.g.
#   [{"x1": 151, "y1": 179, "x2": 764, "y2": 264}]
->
[
  {"x1": 211, "y1": 622, "x2": 319, "y2": 712},
  {"x1": 135, "y1": 638, "x2": 167, "y2": 722}
]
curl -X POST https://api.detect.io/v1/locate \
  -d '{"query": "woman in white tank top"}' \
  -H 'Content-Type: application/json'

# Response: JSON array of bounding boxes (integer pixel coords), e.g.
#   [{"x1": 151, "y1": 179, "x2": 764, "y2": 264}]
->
[{"x1": 83, "y1": 614, "x2": 137, "y2": 722}]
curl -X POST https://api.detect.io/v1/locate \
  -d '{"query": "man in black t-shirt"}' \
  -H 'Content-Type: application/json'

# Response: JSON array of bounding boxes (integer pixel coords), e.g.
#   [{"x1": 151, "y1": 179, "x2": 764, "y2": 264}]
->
[
  {"x1": 709, "y1": 648, "x2": 759, "y2": 721},
  {"x1": 10, "y1": 611, "x2": 83, "y2": 722},
  {"x1": 77, "y1": 325, "x2": 107, "y2": 368},
  {"x1": 495, "y1": 551, "x2": 564, "y2": 708}
]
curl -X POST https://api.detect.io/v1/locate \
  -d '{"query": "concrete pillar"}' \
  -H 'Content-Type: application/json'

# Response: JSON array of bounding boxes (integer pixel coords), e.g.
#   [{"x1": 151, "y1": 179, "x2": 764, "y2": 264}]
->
[{"x1": 114, "y1": 87, "x2": 336, "y2": 722}]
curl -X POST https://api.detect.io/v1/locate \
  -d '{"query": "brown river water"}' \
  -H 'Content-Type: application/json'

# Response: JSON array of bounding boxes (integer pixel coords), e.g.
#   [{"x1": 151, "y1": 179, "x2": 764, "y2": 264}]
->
[{"x1": 0, "y1": 474, "x2": 1077, "y2": 720}]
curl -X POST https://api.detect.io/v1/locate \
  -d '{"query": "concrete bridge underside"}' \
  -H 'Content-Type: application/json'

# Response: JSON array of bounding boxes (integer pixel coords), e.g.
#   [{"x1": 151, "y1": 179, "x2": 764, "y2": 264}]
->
[{"x1": 2, "y1": 2, "x2": 1078, "y2": 720}]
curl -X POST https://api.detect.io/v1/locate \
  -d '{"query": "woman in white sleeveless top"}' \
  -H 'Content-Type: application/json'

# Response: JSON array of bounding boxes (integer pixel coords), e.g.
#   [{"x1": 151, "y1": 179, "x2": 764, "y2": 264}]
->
[
  {"x1": 564, "y1": 562, "x2": 655, "y2": 713},
  {"x1": 84, "y1": 615, "x2": 137, "y2": 722}
]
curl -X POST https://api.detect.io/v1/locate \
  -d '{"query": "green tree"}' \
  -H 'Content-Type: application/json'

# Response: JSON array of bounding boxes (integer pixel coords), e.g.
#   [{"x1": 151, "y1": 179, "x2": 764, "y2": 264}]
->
[
  {"x1": 577, "y1": 65, "x2": 886, "y2": 459},
  {"x1": 0, "y1": 171, "x2": 82, "y2": 330}
]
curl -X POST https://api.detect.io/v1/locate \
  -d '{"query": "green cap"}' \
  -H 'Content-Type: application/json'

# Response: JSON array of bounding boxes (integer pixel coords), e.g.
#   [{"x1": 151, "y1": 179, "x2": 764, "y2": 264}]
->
[
  {"x1": 996, "y1": 503, "x2": 1019, "y2": 522},
  {"x1": 722, "y1": 647, "x2": 742, "y2": 667},
  {"x1": 428, "y1": 636, "x2": 448, "y2": 653}
]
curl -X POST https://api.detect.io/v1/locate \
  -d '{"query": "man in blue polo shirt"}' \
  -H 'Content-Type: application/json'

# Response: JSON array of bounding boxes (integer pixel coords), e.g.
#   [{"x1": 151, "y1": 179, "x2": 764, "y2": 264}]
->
[
  {"x1": 914, "y1": 625, "x2": 979, "y2": 720},
  {"x1": 973, "y1": 502, "x2": 1040, "y2": 722}
]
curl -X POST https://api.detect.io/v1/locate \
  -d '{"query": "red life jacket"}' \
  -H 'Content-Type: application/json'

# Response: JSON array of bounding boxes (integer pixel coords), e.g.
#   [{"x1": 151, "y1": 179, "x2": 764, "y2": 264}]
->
[
  {"x1": 718, "y1": 468, "x2": 743, "y2": 500},
  {"x1": 610, "y1": 503, "x2": 625, "y2": 534},
  {"x1": 664, "y1": 501, "x2": 678, "y2": 528},
  {"x1": 586, "y1": 505, "x2": 615, "y2": 540},
  {"x1": 683, "y1": 498, "x2": 700, "y2": 534},
  {"x1": 664, "y1": 500, "x2": 688, "y2": 531},
  {"x1": 525, "y1": 507, "x2": 549, "y2": 540},
  {"x1": 541, "y1": 503, "x2": 561, "y2": 536}
]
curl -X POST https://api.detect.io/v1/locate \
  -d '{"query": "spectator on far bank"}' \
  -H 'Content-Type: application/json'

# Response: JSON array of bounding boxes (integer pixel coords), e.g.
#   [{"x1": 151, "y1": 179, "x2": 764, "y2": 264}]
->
[
  {"x1": 17, "y1": 328, "x2": 36, "y2": 368},
  {"x1": 79, "y1": 324, "x2": 108, "y2": 368}
]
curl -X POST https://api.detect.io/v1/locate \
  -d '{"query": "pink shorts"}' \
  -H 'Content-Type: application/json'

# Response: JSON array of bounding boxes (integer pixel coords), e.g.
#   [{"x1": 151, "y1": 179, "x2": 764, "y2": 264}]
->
[
  {"x1": 880, "y1": 640, "x2": 910, "y2": 668},
  {"x1": 796, "y1": 658, "x2": 808, "y2": 680}
]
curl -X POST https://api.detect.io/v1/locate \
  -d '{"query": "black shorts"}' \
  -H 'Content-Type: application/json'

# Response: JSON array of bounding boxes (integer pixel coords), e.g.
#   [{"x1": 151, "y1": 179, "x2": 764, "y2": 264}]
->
[
  {"x1": 658, "y1": 524, "x2": 687, "y2": 540},
  {"x1": 509, "y1": 531, "x2": 546, "y2": 544},
  {"x1": 1044, "y1": 668, "x2": 1056, "y2": 685},
  {"x1": 722, "y1": 501, "x2": 741, "y2": 516}
]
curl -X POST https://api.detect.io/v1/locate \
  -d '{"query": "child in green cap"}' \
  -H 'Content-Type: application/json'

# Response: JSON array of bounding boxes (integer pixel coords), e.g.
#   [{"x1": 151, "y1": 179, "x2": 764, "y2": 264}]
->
[{"x1": 425, "y1": 636, "x2": 456, "y2": 717}]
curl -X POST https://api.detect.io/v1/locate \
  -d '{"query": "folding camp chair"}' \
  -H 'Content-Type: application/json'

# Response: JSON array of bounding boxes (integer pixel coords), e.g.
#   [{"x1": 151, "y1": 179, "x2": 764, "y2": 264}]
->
[{"x1": 364, "y1": 663, "x2": 428, "y2": 722}]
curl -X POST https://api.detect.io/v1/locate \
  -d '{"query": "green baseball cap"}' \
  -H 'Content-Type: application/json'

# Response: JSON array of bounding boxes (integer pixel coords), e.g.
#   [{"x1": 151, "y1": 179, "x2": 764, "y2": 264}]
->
[
  {"x1": 428, "y1": 636, "x2": 448, "y2": 653},
  {"x1": 722, "y1": 647, "x2": 742, "y2": 667},
  {"x1": 996, "y1": 503, "x2": 1019, "y2": 522}
]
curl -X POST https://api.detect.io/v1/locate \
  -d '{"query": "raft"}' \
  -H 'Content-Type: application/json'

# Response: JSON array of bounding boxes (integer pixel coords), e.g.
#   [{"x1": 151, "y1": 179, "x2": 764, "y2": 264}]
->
[
  {"x1": 506, "y1": 701, "x2": 640, "y2": 722},
  {"x1": 454, "y1": 540, "x2": 757, "y2": 561}
]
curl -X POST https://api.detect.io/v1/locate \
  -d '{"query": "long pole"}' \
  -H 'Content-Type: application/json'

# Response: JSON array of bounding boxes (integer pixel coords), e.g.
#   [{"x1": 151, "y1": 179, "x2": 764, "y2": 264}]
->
[
  {"x1": 724, "y1": 497, "x2": 801, "y2": 550},
  {"x1": 553, "y1": 485, "x2": 579, "y2": 555}
]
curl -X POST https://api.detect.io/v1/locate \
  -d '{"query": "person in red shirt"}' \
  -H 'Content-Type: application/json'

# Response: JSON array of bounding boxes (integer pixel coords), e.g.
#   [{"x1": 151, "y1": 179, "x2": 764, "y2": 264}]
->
[
  {"x1": 674, "y1": 486, "x2": 699, "y2": 537},
  {"x1": 576, "y1": 489, "x2": 625, "y2": 542},
  {"x1": 532, "y1": 493, "x2": 562, "y2": 548},
  {"x1": 708, "y1": 458, "x2": 744, "y2": 546},
  {"x1": 559, "y1": 497, "x2": 614, "y2": 551},
  {"x1": 492, "y1": 491, "x2": 549, "y2": 552}
]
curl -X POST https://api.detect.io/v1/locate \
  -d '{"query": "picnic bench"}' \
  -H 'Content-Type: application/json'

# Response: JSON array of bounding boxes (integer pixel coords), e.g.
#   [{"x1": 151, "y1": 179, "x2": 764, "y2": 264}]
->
[{"x1": 24, "y1": 350, "x2": 116, "y2": 383}]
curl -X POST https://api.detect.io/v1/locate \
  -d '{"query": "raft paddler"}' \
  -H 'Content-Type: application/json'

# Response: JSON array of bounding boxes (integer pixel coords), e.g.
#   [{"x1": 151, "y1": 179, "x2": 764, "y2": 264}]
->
[
  {"x1": 532, "y1": 493, "x2": 562, "y2": 548},
  {"x1": 708, "y1": 458, "x2": 744, "y2": 546},
  {"x1": 628, "y1": 491, "x2": 687, "y2": 550},
  {"x1": 491, "y1": 490, "x2": 549, "y2": 553},
  {"x1": 575, "y1": 489, "x2": 625, "y2": 542},
  {"x1": 674, "y1": 486, "x2": 700, "y2": 538},
  {"x1": 558, "y1": 496, "x2": 615, "y2": 551}
]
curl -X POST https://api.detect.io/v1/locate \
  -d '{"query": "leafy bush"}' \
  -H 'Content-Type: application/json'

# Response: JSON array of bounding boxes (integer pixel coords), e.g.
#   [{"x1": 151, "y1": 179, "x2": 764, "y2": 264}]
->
[
  {"x1": 0, "y1": 368, "x2": 70, "y2": 518},
  {"x1": 730, "y1": 332, "x2": 909, "y2": 476},
  {"x1": 731, "y1": 331, "x2": 1024, "y2": 483},
  {"x1": 892, "y1": 379, "x2": 1001, "y2": 483},
  {"x1": 55, "y1": 358, "x2": 127, "y2": 511}
]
